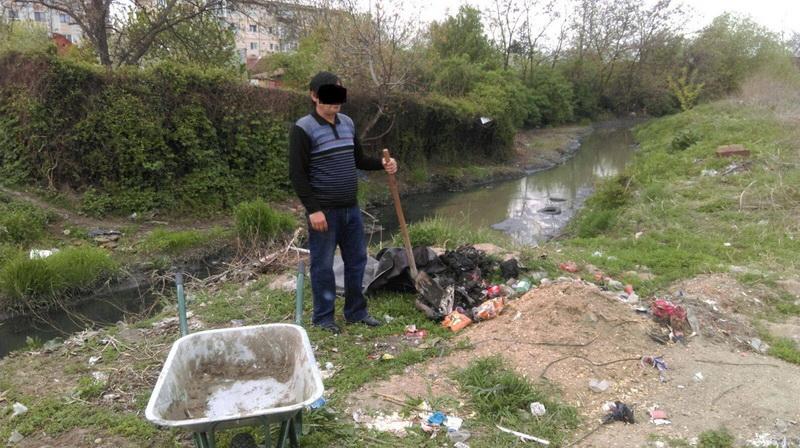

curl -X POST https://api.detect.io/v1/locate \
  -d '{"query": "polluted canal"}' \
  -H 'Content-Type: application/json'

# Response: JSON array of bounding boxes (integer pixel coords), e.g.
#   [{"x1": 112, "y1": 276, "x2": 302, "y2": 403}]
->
[{"x1": 371, "y1": 121, "x2": 639, "y2": 245}]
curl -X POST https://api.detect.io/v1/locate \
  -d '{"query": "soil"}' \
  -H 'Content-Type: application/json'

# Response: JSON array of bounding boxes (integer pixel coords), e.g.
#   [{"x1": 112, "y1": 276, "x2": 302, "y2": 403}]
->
[
  {"x1": 16, "y1": 428, "x2": 139, "y2": 448},
  {"x1": 346, "y1": 278, "x2": 800, "y2": 447}
]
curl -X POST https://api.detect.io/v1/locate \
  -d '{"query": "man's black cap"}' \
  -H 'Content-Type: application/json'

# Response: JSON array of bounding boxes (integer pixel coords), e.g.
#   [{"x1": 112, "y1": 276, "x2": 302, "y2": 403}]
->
[{"x1": 309, "y1": 71, "x2": 341, "y2": 93}]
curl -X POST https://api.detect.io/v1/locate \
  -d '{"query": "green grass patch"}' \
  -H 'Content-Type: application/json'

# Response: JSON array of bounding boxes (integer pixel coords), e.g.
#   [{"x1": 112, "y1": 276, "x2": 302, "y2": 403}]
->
[
  {"x1": 234, "y1": 199, "x2": 296, "y2": 243},
  {"x1": 139, "y1": 226, "x2": 227, "y2": 254},
  {"x1": 0, "y1": 246, "x2": 118, "y2": 314},
  {"x1": 396, "y1": 215, "x2": 509, "y2": 249},
  {"x1": 453, "y1": 356, "x2": 580, "y2": 447},
  {"x1": 697, "y1": 428, "x2": 735, "y2": 448},
  {"x1": 0, "y1": 199, "x2": 50, "y2": 245}
]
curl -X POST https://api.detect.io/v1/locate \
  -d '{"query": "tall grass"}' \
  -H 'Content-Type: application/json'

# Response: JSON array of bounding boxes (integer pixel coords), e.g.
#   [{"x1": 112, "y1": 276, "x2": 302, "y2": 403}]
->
[
  {"x1": 234, "y1": 199, "x2": 296, "y2": 243},
  {"x1": 0, "y1": 246, "x2": 118, "y2": 314},
  {"x1": 0, "y1": 200, "x2": 49, "y2": 245},
  {"x1": 139, "y1": 227, "x2": 226, "y2": 254},
  {"x1": 392, "y1": 215, "x2": 509, "y2": 249}
]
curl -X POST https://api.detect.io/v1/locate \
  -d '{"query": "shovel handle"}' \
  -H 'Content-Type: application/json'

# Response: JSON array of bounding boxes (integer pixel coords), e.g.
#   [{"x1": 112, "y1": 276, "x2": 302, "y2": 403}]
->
[{"x1": 382, "y1": 149, "x2": 419, "y2": 278}]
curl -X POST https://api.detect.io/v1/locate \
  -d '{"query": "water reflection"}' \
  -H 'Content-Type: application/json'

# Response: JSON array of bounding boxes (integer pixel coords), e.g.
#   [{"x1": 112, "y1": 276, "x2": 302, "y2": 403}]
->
[{"x1": 373, "y1": 124, "x2": 637, "y2": 245}]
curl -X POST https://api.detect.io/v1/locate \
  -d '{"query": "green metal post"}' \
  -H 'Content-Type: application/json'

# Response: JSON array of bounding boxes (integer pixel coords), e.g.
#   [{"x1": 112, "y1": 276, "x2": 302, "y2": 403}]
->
[
  {"x1": 294, "y1": 261, "x2": 305, "y2": 326},
  {"x1": 176, "y1": 272, "x2": 189, "y2": 337}
]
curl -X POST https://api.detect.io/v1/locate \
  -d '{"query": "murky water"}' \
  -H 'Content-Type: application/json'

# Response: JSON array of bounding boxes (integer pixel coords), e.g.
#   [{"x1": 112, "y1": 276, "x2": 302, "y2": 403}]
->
[{"x1": 370, "y1": 122, "x2": 639, "y2": 245}]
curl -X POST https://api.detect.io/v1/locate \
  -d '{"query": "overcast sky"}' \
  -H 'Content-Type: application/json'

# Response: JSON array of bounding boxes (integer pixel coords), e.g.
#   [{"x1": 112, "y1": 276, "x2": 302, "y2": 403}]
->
[{"x1": 406, "y1": 0, "x2": 799, "y2": 36}]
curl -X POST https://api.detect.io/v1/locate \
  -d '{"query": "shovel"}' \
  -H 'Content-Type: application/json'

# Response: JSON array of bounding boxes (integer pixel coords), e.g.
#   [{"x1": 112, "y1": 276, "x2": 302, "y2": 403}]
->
[{"x1": 382, "y1": 149, "x2": 449, "y2": 318}]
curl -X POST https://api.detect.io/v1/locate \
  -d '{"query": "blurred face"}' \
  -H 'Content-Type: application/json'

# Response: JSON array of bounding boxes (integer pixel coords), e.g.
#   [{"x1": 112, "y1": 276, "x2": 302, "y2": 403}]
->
[{"x1": 311, "y1": 83, "x2": 345, "y2": 121}]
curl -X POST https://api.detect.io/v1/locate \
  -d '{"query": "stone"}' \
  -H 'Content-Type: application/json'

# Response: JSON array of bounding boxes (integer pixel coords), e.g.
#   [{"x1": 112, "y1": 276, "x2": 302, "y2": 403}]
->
[
  {"x1": 42, "y1": 338, "x2": 64, "y2": 353},
  {"x1": 268, "y1": 273, "x2": 297, "y2": 292},
  {"x1": 589, "y1": 379, "x2": 610, "y2": 393},
  {"x1": 777, "y1": 279, "x2": 800, "y2": 298},
  {"x1": 750, "y1": 338, "x2": 770, "y2": 354},
  {"x1": 715, "y1": 144, "x2": 750, "y2": 158}
]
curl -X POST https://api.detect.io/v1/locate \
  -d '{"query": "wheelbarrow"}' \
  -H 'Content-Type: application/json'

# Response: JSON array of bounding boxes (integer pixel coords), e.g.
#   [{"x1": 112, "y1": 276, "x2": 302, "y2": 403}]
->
[{"x1": 145, "y1": 263, "x2": 323, "y2": 448}]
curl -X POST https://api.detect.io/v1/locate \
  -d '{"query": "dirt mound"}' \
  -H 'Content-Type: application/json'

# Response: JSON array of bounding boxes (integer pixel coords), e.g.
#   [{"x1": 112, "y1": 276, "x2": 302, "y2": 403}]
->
[{"x1": 347, "y1": 278, "x2": 800, "y2": 447}]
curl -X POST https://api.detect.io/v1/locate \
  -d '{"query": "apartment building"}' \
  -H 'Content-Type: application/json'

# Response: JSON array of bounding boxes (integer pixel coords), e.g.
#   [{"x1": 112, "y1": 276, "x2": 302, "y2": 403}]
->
[
  {"x1": 2, "y1": 1, "x2": 83, "y2": 43},
  {"x1": 222, "y1": 2, "x2": 311, "y2": 63}
]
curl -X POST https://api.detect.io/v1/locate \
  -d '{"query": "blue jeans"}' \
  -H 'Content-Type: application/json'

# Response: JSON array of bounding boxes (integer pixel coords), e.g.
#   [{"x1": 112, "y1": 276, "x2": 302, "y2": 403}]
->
[{"x1": 308, "y1": 206, "x2": 369, "y2": 325}]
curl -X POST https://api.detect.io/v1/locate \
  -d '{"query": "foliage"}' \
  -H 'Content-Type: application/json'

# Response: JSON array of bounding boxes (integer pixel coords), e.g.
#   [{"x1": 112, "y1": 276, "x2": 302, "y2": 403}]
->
[
  {"x1": 395, "y1": 215, "x2": 508, "y2": 249},
  {"x1": 689, "y1": 14, "x2": 791, "y2": 98},
  {"x1": 428, "y1": 6, "x2": 496, "y2": 65},
  {"x1": 134, "y1": 8, "x2": 241, "y2": 71},
  {"x1": 668, "y1": 67, "x2": 704, "y2": 111},
  {"x1": 0, "y1": 21, "x2": 54, "y2": 56},
  {"x1": 0, "y1": 199, "x2": 49, "y2": 245},
  {"x1": 252, "y1": 31, "x2": 327, "y2": 89},
  {"x1": 233, "y1": 199, "x2": 296, "y2": 243},
  {"x1": 139, "y1": 227, "x2": 226, "y2": 254},
  {"x1": 670, "y1": 129, "x2": 699, "y2": 151},
  {"x1": 432, "y1": 54, "x2": 482, "y2": 97}
]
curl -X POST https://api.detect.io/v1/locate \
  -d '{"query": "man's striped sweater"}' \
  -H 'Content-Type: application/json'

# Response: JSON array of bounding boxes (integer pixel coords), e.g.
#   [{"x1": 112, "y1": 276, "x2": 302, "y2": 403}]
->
[{"x1": 289, "y1": 111, "x2": 383, "y2": 214}]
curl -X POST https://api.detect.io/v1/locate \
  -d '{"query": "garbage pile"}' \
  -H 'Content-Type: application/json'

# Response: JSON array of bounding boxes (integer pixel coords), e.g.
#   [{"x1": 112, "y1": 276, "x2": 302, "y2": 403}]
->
[{"x1": 410, "y1": 245, "x2": 532, "y2": 332}]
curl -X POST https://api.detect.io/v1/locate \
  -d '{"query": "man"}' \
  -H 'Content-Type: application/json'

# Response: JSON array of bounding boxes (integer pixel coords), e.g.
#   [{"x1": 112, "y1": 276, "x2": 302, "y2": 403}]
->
[{"x1": 289, "y1": 71, "x2": 398, "y2": 334}]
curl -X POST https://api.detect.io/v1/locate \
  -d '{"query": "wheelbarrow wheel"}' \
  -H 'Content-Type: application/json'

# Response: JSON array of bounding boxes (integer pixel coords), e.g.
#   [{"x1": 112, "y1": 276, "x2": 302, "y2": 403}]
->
[{"x1": 230, "y1": 432, "x2": 258, "y2": 448}]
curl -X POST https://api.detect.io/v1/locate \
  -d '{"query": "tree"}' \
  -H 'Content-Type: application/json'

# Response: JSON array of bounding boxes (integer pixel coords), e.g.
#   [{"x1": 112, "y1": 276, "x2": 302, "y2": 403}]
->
[
  {"x1": 310, "y1": 0, "x2": 422, "y2": 141},
  {"x1": 12, "y1": 0, "x2": 284, "y2": 68},
  {"x1": 428, "y1": 5, "x2": 494, "y2": 64},
  {"x1": 487, "y1": 0, "x2": 525, "y2": 70},
  {"x1": 134, "y1": 8, "x2": 239, "y2": 70}
]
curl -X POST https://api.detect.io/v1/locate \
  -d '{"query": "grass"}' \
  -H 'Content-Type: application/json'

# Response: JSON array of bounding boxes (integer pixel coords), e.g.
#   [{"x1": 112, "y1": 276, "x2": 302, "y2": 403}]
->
[
  {"x1": 697, "y1": 428, "x2": 735, "y2": 448},
  {"x1": 452, "y1": 356, "x2": 580, "y2": 447},
  {"x1": 554, "y1": 101, "x2": 800, "y2": 299},
  {"x1": 139, "y1": 226, "x2": 227, "y2": 254},
  {"x1": 395, "y1": 215, "x2": 510, "y2": 249},
  {"x1": 0, "y1": 246, "x2": 118, "y2": 314},
  {"x1": 234, "y1": 199, "x2": 296, "y2": 243}
]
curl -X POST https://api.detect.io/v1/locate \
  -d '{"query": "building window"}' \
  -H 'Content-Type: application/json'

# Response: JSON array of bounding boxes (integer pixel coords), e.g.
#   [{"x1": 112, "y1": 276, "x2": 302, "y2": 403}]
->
[
  {"x1": 9, "y1": 10, "x2": 18, "y2": 19},
  {"x1": 250, "y1": 42, "x2": 257, "y2": 50},
  {"x1": 249, "y1": 24, "x2": 257, "y2": 32},
  {"x1": 59, "y1": 13, "x2": 69, "y2": 23},
  {"x1": 65, "y1": 34, "x2": 73, "y2": 42},
  {"x1": 268, "y1": 26, "x2": 273, "y2": 34},
  {"x1": 34, "y1": 11, "x2": 46, "y2": 22},
  {"x1": 269, "y1": 43, "x2": 274, "y2": 50}
]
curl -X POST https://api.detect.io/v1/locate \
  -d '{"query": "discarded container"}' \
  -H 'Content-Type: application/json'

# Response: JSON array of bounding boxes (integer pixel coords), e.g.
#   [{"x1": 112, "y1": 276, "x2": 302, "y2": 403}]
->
[
  {"x1": 11, "y1": 402, "x2": 28, "y2": 418},
  {"x1": 530, "y1": 402, "x2": 547, "y2": 416},
  {"x1": 558, "y1": 261, "x2": 579, "y2": 273},
  {"x1": 649, "y1": 409, "x2": 668, "y2": 420},
  {"x1": 624, "y1": 284, "x2": 634, "y2": 295},
  {"x1": 651, "y1": 299, "x2": 687, "y2": 321},
  {"x1": 381, "y1": 353, "x2": 395, "y2": 361},
  {"x1": 448, "y1": 429, "x2": 471, "y2": 443},
  {"x1": 308, "y1": 397, "x2": 326, "y2": 410},
  {"x1": 29, "y1": 248, "x2": 59, "y2": 259},
  {"x1": 442, "y1": 310, "x2": 472, "y2": 332},
  {"x1": 514, "y1": 279, "x2": 532, "y2": 294},
  {"x1": 486, "y1": 285, "x2": 503, "y2": 298},
  {"x1": 473, "y1": 297, "x2": 505, "y2": 321},
  {"x1": 693, "y1": 372, "x2": 704, "y2": 382}
]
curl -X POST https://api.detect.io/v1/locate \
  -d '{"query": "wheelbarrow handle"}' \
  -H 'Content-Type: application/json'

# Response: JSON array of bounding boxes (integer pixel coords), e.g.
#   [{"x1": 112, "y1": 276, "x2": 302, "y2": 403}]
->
[
  {"x1": 295, "y1": 261, "x2": 305, "y2": 326},
  {"x1": 176, "y1": 272, "x2": 190, "y2": 337}
]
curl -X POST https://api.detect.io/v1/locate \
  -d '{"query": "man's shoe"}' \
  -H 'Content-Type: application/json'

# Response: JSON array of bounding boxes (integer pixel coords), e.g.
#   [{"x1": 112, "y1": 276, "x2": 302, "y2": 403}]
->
[
  {"x1": 348, "y1": 315, "x2": 382, "y2": 327},
  {"x1": 314, "y1": 322, "x2": 341, "y2": 334}
]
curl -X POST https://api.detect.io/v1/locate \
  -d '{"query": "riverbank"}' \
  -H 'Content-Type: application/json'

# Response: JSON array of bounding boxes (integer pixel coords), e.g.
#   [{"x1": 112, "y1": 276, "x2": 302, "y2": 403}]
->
[
  {"x1": 2, "y1": 98, "x2": 799, "y2": 447},
  {"x1": 358, "y1": 124, "x2": 592, "y2": 205}
]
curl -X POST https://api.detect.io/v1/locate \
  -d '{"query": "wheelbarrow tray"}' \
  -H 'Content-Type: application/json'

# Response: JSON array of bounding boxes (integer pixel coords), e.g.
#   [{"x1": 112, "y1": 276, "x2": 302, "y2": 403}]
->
[{"x1": 145, "y1": 323, "x2": 323, "y2": 433}]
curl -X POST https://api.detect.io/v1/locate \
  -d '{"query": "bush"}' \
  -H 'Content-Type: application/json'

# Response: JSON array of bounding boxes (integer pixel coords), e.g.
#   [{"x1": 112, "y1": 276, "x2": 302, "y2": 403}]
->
[
  {"x1": 0, "y1": 200, "x2": 49, "y2": 245},
  {"x1": 671, "y1": 129, "x2": 699, "y2": 151},
  {"x1": 234, "y1": 199, "x2": 295, "y2": 243}
]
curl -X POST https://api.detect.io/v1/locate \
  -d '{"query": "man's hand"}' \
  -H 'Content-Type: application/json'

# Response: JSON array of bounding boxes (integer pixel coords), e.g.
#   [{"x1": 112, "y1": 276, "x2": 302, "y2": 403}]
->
[
  {"x1": 309, "y1": 211, "x2": 328, "y2": 232},
  {"x1": 382, "y1": 155, "x2": 398, "y2": 175}
]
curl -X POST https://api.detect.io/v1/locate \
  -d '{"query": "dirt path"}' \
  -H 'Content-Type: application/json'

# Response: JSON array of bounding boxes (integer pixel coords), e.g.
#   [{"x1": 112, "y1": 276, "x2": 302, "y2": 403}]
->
[{"x1": 346, "y1": 279, "x2": 800, "y2": 447}]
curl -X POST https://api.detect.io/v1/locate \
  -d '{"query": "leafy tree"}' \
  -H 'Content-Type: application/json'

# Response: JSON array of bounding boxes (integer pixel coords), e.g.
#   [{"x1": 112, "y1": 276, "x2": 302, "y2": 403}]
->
[{"x1": 429, "y1": 6, "x2": 495, "y2": 64}]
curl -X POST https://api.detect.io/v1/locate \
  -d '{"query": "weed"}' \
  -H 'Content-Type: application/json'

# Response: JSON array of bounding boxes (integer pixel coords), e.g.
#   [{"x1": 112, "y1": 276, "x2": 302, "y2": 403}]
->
[
  {"x1": 697, "y1": 428, "x2": 735, "y2": 448},
  {"x1": 671, "y1": 129, "x2": 699, "y2": 151},
  {"x1": 0, "y1": 200, "x2": 49, "y2": 245},
  {"x1": 76, "y1": 375, "x2": 106, "y2": 399},
  {"x1": 234, "y1": 199, "x2": 295, "y2": 243},
  {"x1": 453, "y1": 356, "x2": 580, "y2": 446}
]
